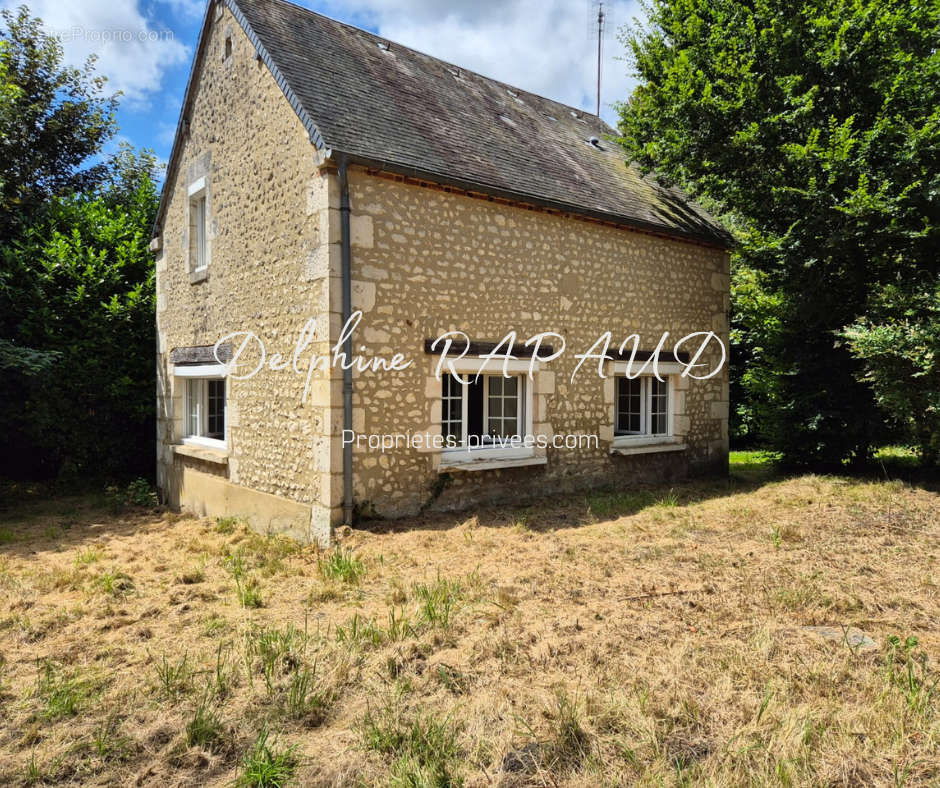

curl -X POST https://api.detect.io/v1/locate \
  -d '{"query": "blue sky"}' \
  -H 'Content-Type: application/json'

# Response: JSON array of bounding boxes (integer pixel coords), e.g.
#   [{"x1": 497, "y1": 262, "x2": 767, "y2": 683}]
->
[{"x1": 2, "y1": 0, "x2": 641, "y2": 171}]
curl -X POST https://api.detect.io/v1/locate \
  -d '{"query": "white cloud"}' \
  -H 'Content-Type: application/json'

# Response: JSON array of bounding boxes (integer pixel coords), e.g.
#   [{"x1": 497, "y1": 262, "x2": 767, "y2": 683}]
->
[
  {"x1": 159, "y1": 0, "x2": 206, "y2": 21},
  {"x1": 156, "y1": 120, "x2": 178, "y2": 147},
  {"x1": 1, "y1": 0, "x2": 190, "y2": 106},
  {"x1": 319, "y1": 0, "x2": 642, "y2": 125}
]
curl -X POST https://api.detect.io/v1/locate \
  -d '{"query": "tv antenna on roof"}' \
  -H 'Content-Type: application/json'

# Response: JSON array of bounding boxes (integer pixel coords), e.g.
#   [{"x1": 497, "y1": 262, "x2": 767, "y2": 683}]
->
[{"x1": 589, "y1": 1, "x2": 611, "y2": 118}]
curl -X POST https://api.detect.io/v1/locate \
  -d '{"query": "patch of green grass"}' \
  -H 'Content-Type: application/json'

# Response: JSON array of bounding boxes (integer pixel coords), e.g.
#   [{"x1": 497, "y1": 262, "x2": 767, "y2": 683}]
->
[
  {"x1": 75, "y1": 547, "x2": 103, "y2": 566},
  {"x1": 23, "y1": 752, "x2": 61, "y2": 785},
  {"x1": 883, "y1": 635, "x2": 939, "y2": 718},
  {"x1": 385, "y1": 606, "x2": 416, "y2": 641},
  {"x1": 655, "y1": 489, "x2": 680, "y2": 507},
  {"x1": 284, "y1": 664, "x2": 331, "y2": 725},
  {"x1": 91, "y1": 713, "x2": 132, "y2": 762},
  {"x1": 317, "y1": 547, "x2": 365, "y2": 584},
  {"x1": 215, "y1": 516, "x2": 241, "y2": 535},
  {"x1": 235, "y1": 730, "x2": 298, "y2": 788},
  {"x1": 155, "y1": 653, "x2": 193, "y2": 700},
  {"x1": 0, "y1": 527, "x2": 16, "y2": 544},
  {"x1": 245, "y1": 623, "x2": 309, "y2": 693},
  {"x1": 232, "y1": 532, "x2": 301, "y2": 577},
  {"x1": 413, "y1": 576, "x2": 462, "y2": 629},
  {"x1": 186, "y1": 697, "x2": 225, "y2": 751},
  {"x1": 237, "y1": 577, "x2": 263, "y2": 608},
  {"x1": 336, "y1": 613, "x2": 387, "y2": 648},
  {"x1": 729, "y1": 450, "x2": 776, "y2": 483},
  {"x1": 542, "y1": 690, "x2": 591, "y2": 769},
  {"x1": 511, "y1": 510, "x2": 533, "y2": 532},
  {"x1": 202, "y1": 615, "x2": 231, "y2": 638},
  {"x1": 36, "y1": 661, "x2": 89, "y2": 719},
  {"x1": 226, "y1": 553, "x2": 263, "y2": 608},
  {"x1": 92, "y1": 568, "x2": 134, "y2": 597},
  {"x1": 359, "y1": 699, "x2": 462, "y2": 786},
  {"x1": 435, "y1": 664, "x2": 470, "y2": 695}
]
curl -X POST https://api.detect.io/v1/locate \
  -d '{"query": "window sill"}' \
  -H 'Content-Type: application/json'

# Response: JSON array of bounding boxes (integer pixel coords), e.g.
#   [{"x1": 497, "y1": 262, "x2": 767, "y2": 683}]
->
[
  {"x1": 173, "y1": 443, "x2": 228, "y2": 465},
  {"x1": 439, "y1": 454, "x2": 547, "y2": 473},
  {"x1": 190, "y1": 268, "x2": 209, "y2": 284},
  {"x1": 610, "y1": 440, "x2": 687, "y2": 457}
]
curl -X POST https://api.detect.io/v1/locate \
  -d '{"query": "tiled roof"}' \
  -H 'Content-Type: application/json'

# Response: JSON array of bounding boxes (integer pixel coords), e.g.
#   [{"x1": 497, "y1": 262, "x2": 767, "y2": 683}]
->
[{"x1": 163, "y1": 0, "x2": 730, "y2": 246}]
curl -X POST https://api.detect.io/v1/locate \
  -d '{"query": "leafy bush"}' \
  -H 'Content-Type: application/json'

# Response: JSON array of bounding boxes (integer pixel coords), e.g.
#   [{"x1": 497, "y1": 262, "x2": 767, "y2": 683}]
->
[
  {"x1": 618, "y1": 0, "x2": 940, "y2": 465},
  {"x1": 844, "y1": 280, "x2": 940, "y2": 465},
  {"x1": 0, "y1": 10, "x2": 159, "y2": 481}
]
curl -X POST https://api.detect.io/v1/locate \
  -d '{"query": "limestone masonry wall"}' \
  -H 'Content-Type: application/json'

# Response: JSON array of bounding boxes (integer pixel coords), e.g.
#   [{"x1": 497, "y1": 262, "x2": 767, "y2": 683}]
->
[
  {"x1": 155, "y1": 3, "x2": 334, "y2": 541},
  {"x1": 155, "y1": 3, "x2": 729, "y2": 538},
  {"x1": 342, "y1": 171, "x2": 730, "y2": 517}
]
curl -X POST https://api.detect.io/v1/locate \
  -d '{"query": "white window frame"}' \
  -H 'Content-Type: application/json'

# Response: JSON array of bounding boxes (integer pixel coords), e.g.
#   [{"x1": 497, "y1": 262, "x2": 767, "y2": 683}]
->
[
  {"x1": 440, "y1": 358, "x2": 536, "y2": 464},
  {"x1": 610, "y1": 361, "x2": 679, "y2": 449},
  {"x1": 188, "y1": 177, "x2": 209, "y2": 273},
  {"x1": 175, "y1": 363, "x2": 227, "y2": 450}
]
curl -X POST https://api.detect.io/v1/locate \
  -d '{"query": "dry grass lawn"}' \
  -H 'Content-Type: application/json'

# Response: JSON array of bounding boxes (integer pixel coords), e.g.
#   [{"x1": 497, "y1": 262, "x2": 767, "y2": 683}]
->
[{"x1": 0, "y1": 458, "x2": 938, "y2": 786}]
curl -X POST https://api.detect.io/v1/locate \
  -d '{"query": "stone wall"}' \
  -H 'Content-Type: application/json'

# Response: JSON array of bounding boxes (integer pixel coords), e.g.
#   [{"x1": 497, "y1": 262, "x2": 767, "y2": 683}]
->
[
  {"x1": 340, "y1": 170, "x2": 730, "y2": 518},
  {"x1": 155, "y1": 3, "x2": 729, "y2": 537},
  {"x1": 155, "y1": 3, "x2": 335, "y2": 542}
]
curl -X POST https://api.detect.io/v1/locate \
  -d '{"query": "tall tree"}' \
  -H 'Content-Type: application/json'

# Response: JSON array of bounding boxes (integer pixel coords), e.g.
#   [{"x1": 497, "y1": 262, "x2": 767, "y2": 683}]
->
[
  {"x1": 617, "y1": 0, "x2": 940, "y2": 466},
  {"x1": 0, "y1": 8, "x2": 157, "y2": 479},
  {"x1": 0, "y1": 145, "x2": 159, "y2": 478},
  {"x1": 0, "y1": 5, "x2": 118, "y2": 238}
]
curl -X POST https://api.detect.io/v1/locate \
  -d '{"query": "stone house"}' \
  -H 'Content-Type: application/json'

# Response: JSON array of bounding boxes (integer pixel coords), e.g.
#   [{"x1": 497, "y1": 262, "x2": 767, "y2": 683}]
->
[{"x1": 153, "y1": 0, "x2": 731, "y2": 545}]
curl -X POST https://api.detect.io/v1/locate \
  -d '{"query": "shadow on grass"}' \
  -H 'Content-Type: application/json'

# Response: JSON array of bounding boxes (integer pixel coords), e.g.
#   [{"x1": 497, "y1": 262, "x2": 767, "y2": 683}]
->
[
  {"x1": 359, "y1": 451, "x2": 782, "y2": 536},
  {"x1": 359, "y1": 447, "x2": 939, "y2": 536},
  {"x1": 0, "y1": 478, "x2": 167, "y2": 560}
]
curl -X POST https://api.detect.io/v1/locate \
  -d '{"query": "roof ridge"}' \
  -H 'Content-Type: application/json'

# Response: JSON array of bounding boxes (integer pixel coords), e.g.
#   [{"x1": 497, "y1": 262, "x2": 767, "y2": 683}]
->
[
  {"x1": 252, "y1": 0, "x2": 616, "y2": 133},
  {"x1": 155, "y1": 0, "x2": 729, "y2": 247}
]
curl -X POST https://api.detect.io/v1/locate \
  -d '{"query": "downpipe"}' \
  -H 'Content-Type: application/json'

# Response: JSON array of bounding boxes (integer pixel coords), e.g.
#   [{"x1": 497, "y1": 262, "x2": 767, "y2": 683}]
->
[{"x1": 338, "y1": 156, "x2": 354, "y2": 526}]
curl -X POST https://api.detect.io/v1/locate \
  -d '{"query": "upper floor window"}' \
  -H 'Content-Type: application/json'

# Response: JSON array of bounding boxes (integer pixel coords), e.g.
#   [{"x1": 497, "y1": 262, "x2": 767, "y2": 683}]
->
[
  {"x1": 615, "y1": 376, "x2": 670, "y2": 438},
  {"x1": 188, "y1": 177, "x2": 209, "y2": 273}
]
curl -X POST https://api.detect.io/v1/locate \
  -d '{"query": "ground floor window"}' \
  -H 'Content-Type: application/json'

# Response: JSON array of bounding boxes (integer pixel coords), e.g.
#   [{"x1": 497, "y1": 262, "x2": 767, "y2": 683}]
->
[
  {"x1": 616, "y1": 376, "x2": 669, "y2": 437},
  {"x1": 184, "y1": 377, "x2": 226, "y2": 446},
  {"x1": 442, "y1": 374, "x2": 525, "y2": 449}
]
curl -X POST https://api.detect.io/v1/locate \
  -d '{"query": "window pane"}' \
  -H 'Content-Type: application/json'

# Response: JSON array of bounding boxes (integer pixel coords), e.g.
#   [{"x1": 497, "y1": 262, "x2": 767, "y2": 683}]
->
[
  {"x1": 442, "y1": 376, "x2": 463, "y2": 445},
  {"x1": 650, "y1": 378, "x2": 668, "y2": 435},
  {"x1": 616, "y1": 377, "x2": 644, "y2": 434},
  {"x1": 207, "y1": 379, "x2": 225, "y2": 439},
  {"x1": 483, "y1": 374, "x2": 522, "y2": 440},
  {"x1": 187, "y1": 379, "x2": 199, "y2": 436},
  {"x1": 195, "y1": 197, "x2": 207, "y2": 270}
]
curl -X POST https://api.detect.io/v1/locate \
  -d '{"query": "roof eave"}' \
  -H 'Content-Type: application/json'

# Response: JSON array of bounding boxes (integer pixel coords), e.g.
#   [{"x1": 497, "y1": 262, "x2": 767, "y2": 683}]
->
[
  {"x1": 152, "y1": 0, "x2": 730, "y2": 252},
  {"x1": 336, "y1": 152, "x2": 732, "y2": 249}
]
